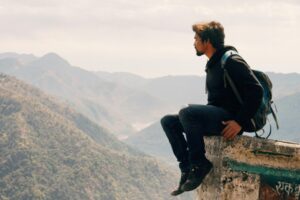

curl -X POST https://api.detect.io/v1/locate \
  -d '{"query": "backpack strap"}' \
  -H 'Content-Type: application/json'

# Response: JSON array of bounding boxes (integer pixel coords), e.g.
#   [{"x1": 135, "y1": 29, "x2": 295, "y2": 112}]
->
[
  {"x1": 221, "y1": 50, "x2": 239, "y2": 68},
  {"x1": 254, "y1": 119, "x2": 272, "y2": 139},
  {"x1": 221, "y1": 50, "x2": 241, "y2": 94},
  {"x1": 221, "y1": 50, "x2": 244, "y2": 104},
  {"x1": 221, "y1": 50, "x2": 239, "y2": 65},
  {"x1": 270, "y1": 103, "x2": 280, "y2": 129},
  {"x1": 221, "y1": 50, "x2": 258, "y2": 132}
]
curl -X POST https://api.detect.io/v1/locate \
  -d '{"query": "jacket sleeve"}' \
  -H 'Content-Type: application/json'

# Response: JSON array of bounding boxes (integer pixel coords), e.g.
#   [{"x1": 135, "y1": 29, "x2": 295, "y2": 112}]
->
[{"x1": 225, "y1": 55, "x2": 263, "y2": 129}]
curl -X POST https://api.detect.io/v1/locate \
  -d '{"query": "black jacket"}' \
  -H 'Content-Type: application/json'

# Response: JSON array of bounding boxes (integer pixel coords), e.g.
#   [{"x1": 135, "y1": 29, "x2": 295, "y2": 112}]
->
[{"x1": 205, "y1": 46, "x2": 263, "y2": 131}]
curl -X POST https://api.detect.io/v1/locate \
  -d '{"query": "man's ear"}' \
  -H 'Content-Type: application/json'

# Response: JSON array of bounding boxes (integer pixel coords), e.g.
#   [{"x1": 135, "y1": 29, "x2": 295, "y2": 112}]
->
[
  {"x1": 204, "y1": 39, "x2": 210, "y2": 45},
  {"x1": 204, "y1": 39, "x2": 213, "y2": 48},
  {"x1": 202, "y1": 39, "x2": 209, "y2": 48}
]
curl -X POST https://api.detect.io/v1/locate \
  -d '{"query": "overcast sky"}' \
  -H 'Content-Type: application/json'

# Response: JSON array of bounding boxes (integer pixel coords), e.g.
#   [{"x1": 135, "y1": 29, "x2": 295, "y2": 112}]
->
[{"x1": 1, "y1": 0, "x2": 299, "y2": 77}]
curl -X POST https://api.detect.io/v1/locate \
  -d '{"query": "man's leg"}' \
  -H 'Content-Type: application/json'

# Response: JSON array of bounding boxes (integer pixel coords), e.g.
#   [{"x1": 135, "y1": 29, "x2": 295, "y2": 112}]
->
[
  {"x1": 178, "y1": 104, "x2": 234, "y2": 191},
  {"x1": 160, "y1": 114, "x2": 190, "y2": 196},
  {"x1": 160, "y1": 114, "x2": 190, "y2": 172}
]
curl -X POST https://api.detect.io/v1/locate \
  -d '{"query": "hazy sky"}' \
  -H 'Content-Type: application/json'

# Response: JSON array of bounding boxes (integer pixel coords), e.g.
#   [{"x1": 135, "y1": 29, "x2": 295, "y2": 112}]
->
[{"x1": 1, "y1": 0, "x2": 299, "y2": 77}]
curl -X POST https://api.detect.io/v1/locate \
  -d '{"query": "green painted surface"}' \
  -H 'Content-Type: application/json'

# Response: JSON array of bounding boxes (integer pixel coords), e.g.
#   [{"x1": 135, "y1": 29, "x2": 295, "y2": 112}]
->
[
  {"x1": 252, "y1": 149, "x2": 294, "y2": 157},
  {"x1": 224, "y1": 158, "x2": 300, "y2": 184}
]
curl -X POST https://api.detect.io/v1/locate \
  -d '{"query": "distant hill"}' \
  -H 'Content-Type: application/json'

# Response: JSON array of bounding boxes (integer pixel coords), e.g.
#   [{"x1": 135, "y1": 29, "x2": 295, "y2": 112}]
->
[
  {"x1": 95, "y1": 71, "x2": 148, "y2": 89},
  {"x1": 0, "y1": 73, "x2": 194, "y2": 200},
  {"x1": 269, "y1": 92, "x2": 300, "y2": 142},
  {"x1": 0, "y1": 53, "x2": 173, "y2": 138},
  {"x1": 125, "y1": 122, "x2": 176, "y2": 166},
  {"x1": 1, "y1": 52, "x2": 299, "y2": 142},
  {"x1": 96, "y1": 71, "x2": 207, "y2": 107},
  {"x1": 266, "y1": 72, "x2": 300, "y2": 99},
  {"x1": 125, "y1": 121, "x2": 173, "y2": 164},
  {"x1": 97, "y1": 71, "x2": 300, "y2": 104},
  {"x1": 0, "y1": 53, "x2": 37, "y2": 66}
]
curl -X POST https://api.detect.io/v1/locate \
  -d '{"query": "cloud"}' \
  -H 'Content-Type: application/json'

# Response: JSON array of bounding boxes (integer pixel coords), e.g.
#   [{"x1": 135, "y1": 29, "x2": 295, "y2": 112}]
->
[
  {"x1": 0, "y1": 0, "x2": 299, "y2": 77},
  {"x1": 1, "y1": 0, "x2": 299, "y2": 32}
]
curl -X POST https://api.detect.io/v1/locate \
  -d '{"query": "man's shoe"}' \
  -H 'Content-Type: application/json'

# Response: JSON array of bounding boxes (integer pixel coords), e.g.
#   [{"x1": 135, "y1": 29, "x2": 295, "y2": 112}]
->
[
  {"x1": 181, "y1": 161, "x2": 213, "y2": 192},
  {"x1": 170, "y1": 171, "x2": 189, "y2": 196}
]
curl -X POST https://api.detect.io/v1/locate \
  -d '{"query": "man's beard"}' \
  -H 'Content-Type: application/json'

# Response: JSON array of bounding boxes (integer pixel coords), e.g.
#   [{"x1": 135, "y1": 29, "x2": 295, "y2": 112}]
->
[{"x1": 196, "y1": 50, "x2": 204, "y2": 56}]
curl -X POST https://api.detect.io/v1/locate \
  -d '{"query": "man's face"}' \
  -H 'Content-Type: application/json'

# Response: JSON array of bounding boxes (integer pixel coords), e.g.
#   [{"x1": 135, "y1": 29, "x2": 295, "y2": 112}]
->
[{"x1": 194, "y1": 34, "x2": 206, "y2": 56}]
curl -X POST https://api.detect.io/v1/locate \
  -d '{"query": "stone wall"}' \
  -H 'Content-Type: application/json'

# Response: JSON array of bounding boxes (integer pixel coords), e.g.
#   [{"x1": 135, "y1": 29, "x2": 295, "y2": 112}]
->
[{"x1": 196, "y1": 136, "x2": 300, "y2": 200}]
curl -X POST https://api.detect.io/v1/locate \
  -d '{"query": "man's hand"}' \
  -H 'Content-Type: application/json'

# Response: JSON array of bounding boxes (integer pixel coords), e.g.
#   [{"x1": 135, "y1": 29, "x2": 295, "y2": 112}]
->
[{"x1": 221, "y1": 120, "x2": 242, "y2": 140}]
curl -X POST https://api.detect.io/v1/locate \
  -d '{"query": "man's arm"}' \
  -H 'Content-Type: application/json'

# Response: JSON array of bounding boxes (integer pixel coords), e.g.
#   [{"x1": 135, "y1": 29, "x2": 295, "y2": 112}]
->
[{"x1": 225, "y1": 55, "x2": 264, "y2": 130}]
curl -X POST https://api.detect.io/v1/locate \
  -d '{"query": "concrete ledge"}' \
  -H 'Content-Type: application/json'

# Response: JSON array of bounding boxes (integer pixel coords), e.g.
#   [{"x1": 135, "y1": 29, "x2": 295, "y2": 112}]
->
[{"x1": 196, "y1": 136, "x2": 300, "y2": 200}]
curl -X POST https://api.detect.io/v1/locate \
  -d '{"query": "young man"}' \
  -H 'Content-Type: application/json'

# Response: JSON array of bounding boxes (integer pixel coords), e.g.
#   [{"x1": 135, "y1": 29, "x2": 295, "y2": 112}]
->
[{"x1": 160, "y1": 21, "x2": 263, "y2": 195}]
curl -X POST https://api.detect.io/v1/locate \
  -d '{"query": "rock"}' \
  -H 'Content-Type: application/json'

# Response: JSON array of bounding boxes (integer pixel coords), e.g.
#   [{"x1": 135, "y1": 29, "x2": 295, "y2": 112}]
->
[{"x1": 196, "y1": 136, "x2": 300, "y2": 200}]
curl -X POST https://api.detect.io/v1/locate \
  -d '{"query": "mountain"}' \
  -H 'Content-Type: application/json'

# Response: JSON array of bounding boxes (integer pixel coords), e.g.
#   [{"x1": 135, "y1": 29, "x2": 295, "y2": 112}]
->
[
  {"x1": 0, "y1": 73, "x2": 193, "y2": 200},
  {"x1": 0, "y1": 53, "x2": 173, "y2": 138},
  {"x1": 0, "y1": 52, "x2": 37, "y2": 66},
  {"x1": 267, "y1": 72, "x2": 300, "y2": 99},
  {"x1": 96, "y1": 71, "x2": 300, "y2": 108},
  {"x1": 96, "y1": 71, "x2": 207, "y2": 107},
  {"x1": 125, "y1": 122, "x2": 176, "y2": 166},
  {"x1": 268, "y1": 92, "x2": 300, "y2": 142},
  {"x1": 124, "y1": 121, "x2": 174, "y2": 164},
  {"x1": 142, "y1": 75, "x2": 207, "y2": 106},
  {"x1": 0, "y1": 53, "x2": 132, "y2": 137},
  {"x1": 97, "y1": 71, "x2": 300, "y2": 106},
  {"x1": 95, "y1": 71, "x2": 148, "y2": 89},
  {"x1": 2, "y1": 52, "x2": 299, "y2": 141}
]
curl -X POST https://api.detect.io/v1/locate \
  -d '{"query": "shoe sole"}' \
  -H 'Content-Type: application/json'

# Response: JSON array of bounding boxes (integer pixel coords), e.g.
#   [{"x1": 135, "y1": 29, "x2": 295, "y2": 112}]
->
[
  {"x1": 170, "y1": 189, "x2": 185, "y2": 196},
  {"x1": 182, "y1": 163, "x2": 213, "y2": 191}
]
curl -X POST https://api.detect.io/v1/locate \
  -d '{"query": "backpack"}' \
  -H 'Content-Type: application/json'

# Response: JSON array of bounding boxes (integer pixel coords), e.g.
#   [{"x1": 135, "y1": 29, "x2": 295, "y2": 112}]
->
[{"x1": 221, "y1": 50, "x2": 279, "y2": 139}]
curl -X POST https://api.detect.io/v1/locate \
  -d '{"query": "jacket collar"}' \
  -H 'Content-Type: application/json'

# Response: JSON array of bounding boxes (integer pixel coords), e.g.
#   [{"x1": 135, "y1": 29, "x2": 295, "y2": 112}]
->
[{"x1": 205, "y1": 46, "x2": 238, "y2": 71}]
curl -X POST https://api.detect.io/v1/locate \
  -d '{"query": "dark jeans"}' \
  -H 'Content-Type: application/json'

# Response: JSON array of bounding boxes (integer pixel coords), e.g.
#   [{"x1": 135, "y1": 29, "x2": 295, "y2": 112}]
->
[{"x1": 161, "y1": 104, "x2": 236, "y2": 172}]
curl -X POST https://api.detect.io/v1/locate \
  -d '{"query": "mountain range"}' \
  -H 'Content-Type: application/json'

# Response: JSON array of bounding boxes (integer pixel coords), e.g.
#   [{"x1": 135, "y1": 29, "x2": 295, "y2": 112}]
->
[
  {"x1": 2, "y1": 52, "x2": 300, "y2": 138},
  {"x1": 0, "y1": 53, "x2": 174, "y2": 139},
  {"x1": 1, "y1": 52, "x2": 299, "y2": 181},
  {"x1": 0, "y1": 73, "x2": 194, "y2": 200}
]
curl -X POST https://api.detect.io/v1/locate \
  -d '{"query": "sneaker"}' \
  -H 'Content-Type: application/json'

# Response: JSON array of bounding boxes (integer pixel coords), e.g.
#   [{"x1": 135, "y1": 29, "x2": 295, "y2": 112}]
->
[
  {"x1": 170, "y1": 171, "x2": 189, "y2": 196},
  {"x1": 181, "y1": 161, "x2": 213, "y2": 191}
]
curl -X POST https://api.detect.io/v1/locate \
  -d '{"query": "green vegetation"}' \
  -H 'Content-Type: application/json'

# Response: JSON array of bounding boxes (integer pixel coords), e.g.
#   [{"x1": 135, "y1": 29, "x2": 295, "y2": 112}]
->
[{"x1": 0, "y1": 74, "x2": 186, "y2": 200}]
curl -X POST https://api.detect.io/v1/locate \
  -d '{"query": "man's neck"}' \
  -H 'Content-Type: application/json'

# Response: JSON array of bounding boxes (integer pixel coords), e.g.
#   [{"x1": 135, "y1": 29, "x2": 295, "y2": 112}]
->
[{"x1": 205, "y1": 47, "x2": 217, "y2": 59}]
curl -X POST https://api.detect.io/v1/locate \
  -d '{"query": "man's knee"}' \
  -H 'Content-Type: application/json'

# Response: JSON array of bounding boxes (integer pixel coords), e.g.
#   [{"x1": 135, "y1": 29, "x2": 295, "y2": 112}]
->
[
  {"x1": 160, "y1": 114, "x2": 177, "y2": 128},
  {"x1": 178, "y1": 106, "x2": 193, "y2": 122}
]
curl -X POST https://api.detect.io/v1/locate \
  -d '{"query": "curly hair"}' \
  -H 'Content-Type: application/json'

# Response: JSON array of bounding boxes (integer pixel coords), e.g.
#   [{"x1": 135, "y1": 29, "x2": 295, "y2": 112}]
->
[{"x1": 192, "y1": 21, "x2": 225, "y2": 49}]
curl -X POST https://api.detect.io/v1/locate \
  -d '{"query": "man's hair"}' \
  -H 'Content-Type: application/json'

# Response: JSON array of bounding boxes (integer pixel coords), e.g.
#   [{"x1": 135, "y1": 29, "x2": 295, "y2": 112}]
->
[{"x1": 192, "y1": 21, "x2": 225, "y2": 49}]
